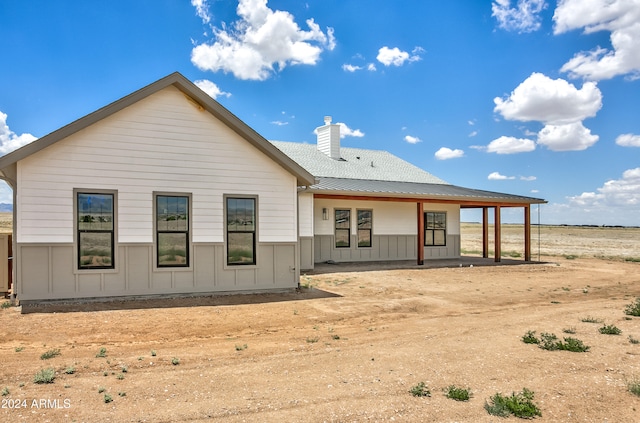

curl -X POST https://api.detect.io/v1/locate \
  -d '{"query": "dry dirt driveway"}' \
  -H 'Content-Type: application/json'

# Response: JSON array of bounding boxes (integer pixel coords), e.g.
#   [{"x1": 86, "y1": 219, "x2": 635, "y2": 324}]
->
[{"x1": 1, "y1": 257, "x2": 639, "y2": 422}]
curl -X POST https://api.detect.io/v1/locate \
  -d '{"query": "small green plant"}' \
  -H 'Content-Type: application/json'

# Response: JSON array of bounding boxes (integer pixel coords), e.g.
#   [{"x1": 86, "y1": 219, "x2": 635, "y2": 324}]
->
[
  {"x1": 409, "y1": 382, "x2": 431, "y2": 397},
  {"x1": 121, "y1": 365, "x2": 128, "y2": 373},
  {"x1": 104, "y1": 393, "x2": 113, "y2": 403},
  {"x1": 15, "y1": 346, "x2": 24, "y2": 352},
  {"x1": 306, "y1": 337, "x2": 319, "y2": 343},
  {"x1": 116, "y1": 373, "x2": 124, "y2": 380},
  {"x1": 445, "y1": 385, "x2": 471, "y2": 401},
  {"x1": 64, "y1": 366, "x2": 75, "y2": 375},
  {"x1": 624, "y1": 297, "x2": 640, "y2": 317},
  {"x1": 171, "y1": 357, "x2": 180, "y2": 365},
  {"x1": 563, "y1": 327, "x2": 576, "y2": 334},
  {"x1": 1, "y1": 387, "x2": 9, "y2": 396},
  {"x1": 564, "y1": 254, "x2": 577, "y2": 260},
  {"x1": 150, "y1": 350, "x2": 157, "y2": 357},
  {"x1": 235, "y1": 344, "x2": 247, "y2": 351},
  {"x1": 581, "y1": 316, "x2": 603, "y2": 323},
  {"x1": 40, "y1": 348, "x2": 61, "y2": 360},
  {"x1": 599, "y1": 324, "x2": 622, "y2": 335},
  {"x1": 629, "y1": 336, "x2": 639, "y2": 345},
  {"x1": 33, "y1": 368, "x2": 56, "y2": 384},
  {"x1": 537, "y1": 332, "x2": 589, "y2": 352},
  {"x1": 484, "y1": 388, "x2": 541, "y2": 418},
  {"x1": 96, "y1": 347, "x2": 107, "y2": 358},
  {"x1": 522, "y1": 330, "x2": 539, "y2": 344},
  {"x1": 332, "y1": 334, "x2": 341, "y2": 340},
  {"x1": 98, "y1": 386, "x2": 106, "y2": 393},
  {"x1": 628, "y1": 379, "x2": 640, "y2": 397},
  {"x1": 1, "y1": 301, "x2": 11, "y2": 309},
  {"x1": 103, "y1": 371, "x2": 108, "y2": 377},
  {"x1": 118, "y1": 391, "x2": 126, "y2": 397}
]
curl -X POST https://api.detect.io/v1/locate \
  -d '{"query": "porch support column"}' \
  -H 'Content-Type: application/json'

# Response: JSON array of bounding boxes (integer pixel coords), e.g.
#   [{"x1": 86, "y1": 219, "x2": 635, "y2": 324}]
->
[
  {"x1": 524, "y1": 204, "x2": 531, "y2": 261},
  {"x1": 482, "y1": 207, "x2": 489, "y2": 258},
  {"x1": 417, "y1": 202, "x2": 424, "y2": 265},
  {"x1": 494, "y1": 206, "x2": 501, "y2": 262}
]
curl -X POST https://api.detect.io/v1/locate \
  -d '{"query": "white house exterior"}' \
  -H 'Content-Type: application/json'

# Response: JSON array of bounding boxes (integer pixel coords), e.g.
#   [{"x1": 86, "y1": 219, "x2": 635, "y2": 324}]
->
[
  {"x1": 0, "y1": 73, "x2": 545, "y2": 304},
  {"x1": 0, "y1": 73, "x2": 315, "y2": 303}
]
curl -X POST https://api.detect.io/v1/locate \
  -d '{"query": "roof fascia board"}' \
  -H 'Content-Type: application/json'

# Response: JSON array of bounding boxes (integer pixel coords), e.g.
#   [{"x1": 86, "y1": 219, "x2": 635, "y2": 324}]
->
[{"x1": 311, "y1": 192, "x2": 547, "y2": 206}]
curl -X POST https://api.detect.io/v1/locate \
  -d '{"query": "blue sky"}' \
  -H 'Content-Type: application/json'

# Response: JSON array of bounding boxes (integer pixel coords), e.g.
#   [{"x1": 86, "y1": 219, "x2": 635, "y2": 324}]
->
[{"x1": 1, "y1": 0, "x2": 639, "y2": 225}]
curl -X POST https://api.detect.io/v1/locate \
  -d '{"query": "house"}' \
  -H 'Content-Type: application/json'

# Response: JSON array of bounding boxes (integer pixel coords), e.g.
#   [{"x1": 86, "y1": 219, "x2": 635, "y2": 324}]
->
[
  {"x1": 273, "y1": 118, "x2": 546, "y2": 270},
  {"x1": 0, "y1": 72, "x2": 545, "y2": 304}
]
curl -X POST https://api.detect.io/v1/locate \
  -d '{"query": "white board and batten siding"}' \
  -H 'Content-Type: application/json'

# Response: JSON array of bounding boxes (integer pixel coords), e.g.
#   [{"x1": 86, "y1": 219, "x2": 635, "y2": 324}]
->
[{"x1": 16, "y1": 86, "x2": 298, "y2": 245}]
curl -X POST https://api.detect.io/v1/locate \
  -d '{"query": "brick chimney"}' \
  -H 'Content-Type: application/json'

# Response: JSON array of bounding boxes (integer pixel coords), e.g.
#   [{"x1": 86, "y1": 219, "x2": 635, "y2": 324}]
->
[{"x1": 316, "y1": 116, "x2": 341, "y2": 160}]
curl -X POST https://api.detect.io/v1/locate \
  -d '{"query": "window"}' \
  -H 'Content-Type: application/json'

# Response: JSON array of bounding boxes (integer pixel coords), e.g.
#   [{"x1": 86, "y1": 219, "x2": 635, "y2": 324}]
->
[
  {"x1": 357, "y1": 209, "x2": 372, "y2": 247},
  {"x1": 156, "y1": 194, "x2": 190, "y2": 267},
  {"x1": 335, "y1": 209, "x2": 351, "y2": 248},
  {"x1": 77, "y1": 192, "x2": 115, "y2": 269},
  {"x1": 226, "y1": 197, "x2": 256, "y2": 265},
  {"x1": 424, "y1": 212, "x2": 446, "y2": 246}
]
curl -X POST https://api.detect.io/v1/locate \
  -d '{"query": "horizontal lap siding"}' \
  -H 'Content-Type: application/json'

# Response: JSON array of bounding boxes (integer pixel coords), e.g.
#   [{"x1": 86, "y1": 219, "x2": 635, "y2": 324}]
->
[{"x1": 17, "y1": 86, "x2": 297, "y2": 244}]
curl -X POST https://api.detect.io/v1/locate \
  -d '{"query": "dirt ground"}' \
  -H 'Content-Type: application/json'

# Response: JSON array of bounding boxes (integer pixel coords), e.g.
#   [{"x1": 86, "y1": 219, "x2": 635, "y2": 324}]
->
[{"x1": 1, "y1": 226, "x2": 640, "y2": 422}]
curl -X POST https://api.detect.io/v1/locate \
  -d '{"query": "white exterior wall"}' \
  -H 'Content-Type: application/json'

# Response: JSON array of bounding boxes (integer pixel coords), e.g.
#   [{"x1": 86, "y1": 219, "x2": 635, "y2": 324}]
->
[
  {"x1": 313, "y1": 198, "x2": 460, "y2": 236},
  {"x1": 16, "y1": 86, "x2": 298, "y2": 244},
  {"x1": 298, "y1": 192, "x2": 314, "y2": 237}
]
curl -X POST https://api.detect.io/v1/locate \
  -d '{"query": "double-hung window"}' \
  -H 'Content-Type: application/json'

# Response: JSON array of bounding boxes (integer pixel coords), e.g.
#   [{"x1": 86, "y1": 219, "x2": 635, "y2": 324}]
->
[
  {"x1": 357, "y1": 209, "x2": 372, "y2": 247},
  {"x1": 226, "y1": 197, "x2": 257, "y2": 265},
  {"x1": 335, "y1": 209, "x2": 351, "y2": 248},
  {"x1": 156, "y1": 194, "x2": 190, "y2": 267},
  {"x1": 77, "y1": 191, "x2": 115, "y2": 269},
  {"x1": 424, "y1": 211, "x2": 446, "y2": 246}
]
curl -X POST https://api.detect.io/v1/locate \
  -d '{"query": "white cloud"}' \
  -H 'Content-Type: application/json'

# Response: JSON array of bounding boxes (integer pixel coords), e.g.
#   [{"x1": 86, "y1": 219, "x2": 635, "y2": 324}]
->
[
  {"x1": 537, "y1": 121, "x2": 599, "y2": 151},
  {"x1": 521, "y1": 175, "x2": 537, "y2": 181},
  {"x1": 404, "y1": 135, "x2": 421, "y2": 144},
  {"x1": 488, "y1": 171, "x2": 516, "y2": 180},
  {"x1": 367, "y1": 63, "x2": 377, "y2": 71},
  {"x1": 0, "y1": 111, "x2": 37, "y2": 156},
  {"x1": 342, "y1": 64, "x2": 362, "y2": 72},
  {"x1": 469, "y1": 131, "x2": 478, "y2": 137},
  {"x1": 616, "y1": 133, "x2": 640, "y2": 147},
  {"x1": 194, "y1": 79, "x2": 231, "y2": 99},
  {"x1": 191, "y1": 0, "x2": 212, "y2": 24},
  {"x1": 494, "y1": 73, "x2": 602, "y2": 124},
  {"x1": 547, "y1": 168, "x2": 640, "y2": 225},
  {"x1": 487, "y1": 135, "x2": 536, "y2": 154},
  {"x1": 435, "y1": 147, "x2": 464, "y2": 160},
  {"x1": 336, "y1": 122, "x2": 364, "y2": 138},
  {"x1": 191, "y1": 0, "x2": 335, "y2": 81},
  {"x1": 492, "y1": 0, "x2": 548, "y2": 33},
  {"x1": 271, "y1": 120, "x2": 288, "y2": 126},
  {"x1": 554, "y1": 0, "x2": 640, "y2": 80},
  {"x1": 376, "y1": 46, "x2": 422, "y2": 67}
]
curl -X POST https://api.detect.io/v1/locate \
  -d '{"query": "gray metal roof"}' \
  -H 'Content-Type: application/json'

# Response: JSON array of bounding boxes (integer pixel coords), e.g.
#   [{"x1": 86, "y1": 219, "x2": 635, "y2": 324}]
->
[
  {"x1": 270, "y1": 141, "x2": 448, "y2": 184},
  {"x1": 307, "y1": 177, "x2": 546, "y2": 204}
]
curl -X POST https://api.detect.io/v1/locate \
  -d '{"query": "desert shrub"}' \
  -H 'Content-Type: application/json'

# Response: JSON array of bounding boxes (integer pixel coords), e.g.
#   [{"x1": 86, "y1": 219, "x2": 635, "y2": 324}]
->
[
  {"x1": 64, "y1": 366, "x2": 75, "y2": 375},
  {"x1": 629, "y1": 379, "x2": 640, "y2": 397},
  {"x1": 563, "y1": 327, "x2": 576, "y2": 334},
  {"x1": 96, "y1": 347, "x2": 107, "y2": 358},
  {"x1": 522, "y1": 330, "x2": 539, "y2": 344},
  {"x1": 409, "y1": 382, "x2": 431, "y2": 397},
  {"x1": 445, "y1": 385, "x2": 471, "y2": 401},
  {"x1": 1, "y1": 301, "x2": 11, "y2": 309},
  {"x1": 581, "y1": 316, "x2": 603, "y2": 323},
  {"x1": 629, "y1": 336, "x2": 639, "y2": 345},
  {"x1": 104, "y1": 393, "x2": 113, "y2": 403},
  {"x1": 34, "y1": 368, "x2": 56, "y2": 384},
  {"x1": 171, "y1": 357, "x2": 180, "y2": 365},
  {"x1": 40, "y1": 348, "x2": 61, "y2": 360},
  {"x1": 1, "y1": 387, "x2": 9, "y2": 396},
  {"x1": 235, "y1": 344, "x2": 247, "y2": 351},
  {"x1": 625, "y1": 297, "x2": 640, "y2": 317},
  {"x1": 484, "y1": 388, "x2": 541, "y2": 419},
  {"x1": 599, "y1": 324, "x2": 622, "y2": 335},
  {"x1": 537, "y1": 332, "x2": 590, "y2": 352}
]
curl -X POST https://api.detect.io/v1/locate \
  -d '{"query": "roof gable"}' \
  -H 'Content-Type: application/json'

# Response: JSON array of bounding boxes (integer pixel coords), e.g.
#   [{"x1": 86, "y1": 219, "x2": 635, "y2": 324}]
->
[{"x1": 0, "y1": 72, "x2": 314, "y2": 186}]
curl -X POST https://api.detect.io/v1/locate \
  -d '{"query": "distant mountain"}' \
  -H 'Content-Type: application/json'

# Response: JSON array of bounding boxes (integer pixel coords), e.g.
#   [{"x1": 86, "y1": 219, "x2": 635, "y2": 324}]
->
[{"x1": 0, "y1": 203, "x2": 13, "y2": 212}]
